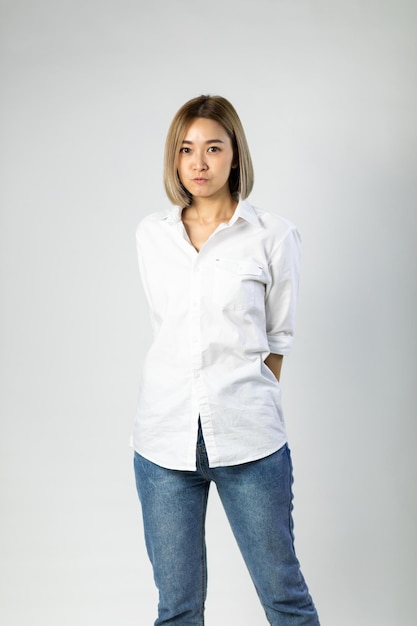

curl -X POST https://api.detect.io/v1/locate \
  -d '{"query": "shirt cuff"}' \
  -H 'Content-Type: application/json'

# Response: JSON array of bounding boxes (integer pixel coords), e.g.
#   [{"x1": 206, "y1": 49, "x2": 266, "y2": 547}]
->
[{"x1": 267, "y1": 333, "x2": 294, "y2": 356}]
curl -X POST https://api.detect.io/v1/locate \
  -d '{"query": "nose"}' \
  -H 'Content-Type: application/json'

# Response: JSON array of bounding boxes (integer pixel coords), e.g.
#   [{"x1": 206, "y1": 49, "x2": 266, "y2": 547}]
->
[{"x1": 192, "y1": 150, "x2": 208, "y2": 171}]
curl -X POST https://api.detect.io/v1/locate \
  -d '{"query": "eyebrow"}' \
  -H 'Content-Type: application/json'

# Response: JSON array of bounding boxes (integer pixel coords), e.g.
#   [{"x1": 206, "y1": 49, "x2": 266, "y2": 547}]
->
[{"x1": 181, "y1": 139, "x2": 225, "y2": 145}]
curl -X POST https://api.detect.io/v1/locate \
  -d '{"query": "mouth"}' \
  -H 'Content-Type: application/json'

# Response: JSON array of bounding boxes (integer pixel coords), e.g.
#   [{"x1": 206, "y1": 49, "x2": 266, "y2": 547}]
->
[{"x1": 192, "y1": 178, "x2": 208, "y2": 184}]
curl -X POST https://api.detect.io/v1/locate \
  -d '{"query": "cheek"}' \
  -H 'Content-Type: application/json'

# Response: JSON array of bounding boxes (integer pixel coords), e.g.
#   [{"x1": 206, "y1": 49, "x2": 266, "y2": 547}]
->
[
  {"x1": 223, "y1": 151, "x2": 235, "y2": 171},
  {"x1": 222, "y1": 159, "x2": 234, "y2": 179}
]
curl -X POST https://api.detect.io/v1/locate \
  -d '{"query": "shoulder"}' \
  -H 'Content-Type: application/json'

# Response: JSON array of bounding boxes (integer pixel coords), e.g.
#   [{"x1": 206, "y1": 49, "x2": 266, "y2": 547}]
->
[
  {"x1": 136, "y1": 207, "x2": 180, "y2": 240},
  {"x1": 245, "y1": 201, "x2": 300, "y2": 244}
]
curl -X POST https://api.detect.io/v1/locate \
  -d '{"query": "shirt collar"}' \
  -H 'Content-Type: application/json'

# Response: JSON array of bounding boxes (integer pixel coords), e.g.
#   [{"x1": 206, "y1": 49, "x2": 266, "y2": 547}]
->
[
  {"x1": 231, "y1": 200, "x2": 260, "y2": 226},
  {"x1": 163, "y1": 206, "x2": 183, "y2": 224},
  {"x1": 162, "y1": 199, "x2": 260, "y2": 226}
]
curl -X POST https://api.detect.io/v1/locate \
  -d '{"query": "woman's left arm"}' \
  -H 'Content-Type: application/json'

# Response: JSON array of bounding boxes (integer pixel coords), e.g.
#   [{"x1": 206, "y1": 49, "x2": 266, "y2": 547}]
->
[
  {"x1": 264, "y1": 225, "x2": 301, "y2": 360},
  {"x1": 264, "y1": 353, "x2": 283, "y2": 381}
]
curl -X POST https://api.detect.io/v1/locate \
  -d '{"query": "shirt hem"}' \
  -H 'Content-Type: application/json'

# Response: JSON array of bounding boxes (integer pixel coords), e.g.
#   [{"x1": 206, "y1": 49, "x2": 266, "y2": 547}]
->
[{"x1": 132, "y1": 439, "x2": 288, "y2": 472}]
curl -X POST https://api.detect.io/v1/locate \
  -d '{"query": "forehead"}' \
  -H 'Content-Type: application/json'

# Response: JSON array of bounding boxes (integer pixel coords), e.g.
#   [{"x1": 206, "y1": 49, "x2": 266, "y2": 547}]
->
[{"x1": 183, "y1": 117, "x2": 230, "y2": 142}]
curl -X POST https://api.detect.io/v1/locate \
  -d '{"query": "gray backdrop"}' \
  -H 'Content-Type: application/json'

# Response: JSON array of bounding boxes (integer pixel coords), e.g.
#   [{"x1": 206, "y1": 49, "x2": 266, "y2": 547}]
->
[{"x1": 1, "y1": 1, "x2": 416, "y2": 624}]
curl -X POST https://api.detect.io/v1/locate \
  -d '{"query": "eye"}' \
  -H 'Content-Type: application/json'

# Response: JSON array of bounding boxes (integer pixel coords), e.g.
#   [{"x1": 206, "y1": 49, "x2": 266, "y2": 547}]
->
[
  {"x1": 207, "y1": 146, "x2": 220, "y2": 153},
  {"x1": 179, "y1": 147, "x2": 191, "y2": 153}
]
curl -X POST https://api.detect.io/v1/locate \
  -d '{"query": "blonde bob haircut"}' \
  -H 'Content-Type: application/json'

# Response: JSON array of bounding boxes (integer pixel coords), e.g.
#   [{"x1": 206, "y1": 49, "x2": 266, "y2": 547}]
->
[{"x1": 164, "y1": 95, "x2": 254, "y2": 207}]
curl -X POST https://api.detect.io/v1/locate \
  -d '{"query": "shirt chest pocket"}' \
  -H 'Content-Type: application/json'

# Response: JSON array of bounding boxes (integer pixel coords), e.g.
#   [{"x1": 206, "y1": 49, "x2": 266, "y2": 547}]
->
[{"x1": 213, "y1": 258, "x2": 264, "y2": 310}]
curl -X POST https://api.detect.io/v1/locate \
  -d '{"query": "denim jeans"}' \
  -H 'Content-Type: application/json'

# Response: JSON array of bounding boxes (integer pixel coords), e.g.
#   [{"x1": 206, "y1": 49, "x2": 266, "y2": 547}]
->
[{"x1": 134, "y1": 424, "x2": 319, "y2": 625}]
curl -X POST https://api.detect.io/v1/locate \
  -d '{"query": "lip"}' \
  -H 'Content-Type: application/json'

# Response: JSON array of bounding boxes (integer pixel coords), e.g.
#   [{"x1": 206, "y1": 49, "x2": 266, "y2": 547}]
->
[{"x1": 192, "y1": 178, "x2": 208, "y2": 184}]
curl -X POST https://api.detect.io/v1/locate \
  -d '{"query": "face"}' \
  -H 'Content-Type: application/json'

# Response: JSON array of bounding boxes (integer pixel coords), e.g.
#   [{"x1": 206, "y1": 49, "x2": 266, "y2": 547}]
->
[{"x1": 177, "y1": 117, "x2": 236, "y2": 203}]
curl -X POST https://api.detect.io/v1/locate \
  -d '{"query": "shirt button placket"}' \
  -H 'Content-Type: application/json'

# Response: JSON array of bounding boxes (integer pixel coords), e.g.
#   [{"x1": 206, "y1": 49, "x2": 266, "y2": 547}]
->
[{"x1": 190, "y1": 261, "x2": 210, "y2": 422}]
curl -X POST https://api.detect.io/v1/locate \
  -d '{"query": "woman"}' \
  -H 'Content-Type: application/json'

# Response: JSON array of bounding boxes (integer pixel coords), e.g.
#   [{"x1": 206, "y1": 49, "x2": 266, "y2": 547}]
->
[{"x1": 133, "y1": 95, "x2": 320, "y2": 625}]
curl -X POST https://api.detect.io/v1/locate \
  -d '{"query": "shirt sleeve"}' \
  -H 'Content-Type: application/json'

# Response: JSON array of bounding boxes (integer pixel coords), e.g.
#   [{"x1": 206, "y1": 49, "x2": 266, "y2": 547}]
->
[
  {"x1": 136, "y1": 224, "x2": 155, "y2": 329},
  {"x1": 264, "y1": 225, "x2": 301, "y2": 356}
]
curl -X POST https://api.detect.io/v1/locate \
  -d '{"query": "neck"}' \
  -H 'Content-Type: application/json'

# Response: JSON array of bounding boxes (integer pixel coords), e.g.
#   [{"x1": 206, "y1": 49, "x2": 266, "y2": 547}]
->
[{"x1": 189, "y1": 195, "x2": 238, "y2": 223}]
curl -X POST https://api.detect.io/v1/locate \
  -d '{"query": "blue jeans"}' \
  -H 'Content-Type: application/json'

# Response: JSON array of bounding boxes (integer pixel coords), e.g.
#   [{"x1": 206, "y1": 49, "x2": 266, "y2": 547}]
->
[{"x1": 134, "y1": 424, "x2": 319, "y2": 625}]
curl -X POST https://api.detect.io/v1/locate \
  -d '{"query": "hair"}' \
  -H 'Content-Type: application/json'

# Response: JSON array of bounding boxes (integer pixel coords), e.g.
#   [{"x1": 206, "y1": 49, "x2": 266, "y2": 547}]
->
[{"x1": 163, "y1": 95, "x2": 254, "y2": 207}]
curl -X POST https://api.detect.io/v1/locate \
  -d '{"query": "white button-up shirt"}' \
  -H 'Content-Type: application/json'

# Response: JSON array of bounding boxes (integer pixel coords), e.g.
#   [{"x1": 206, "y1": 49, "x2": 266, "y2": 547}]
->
[{"x1": 133, "y1": 200, "x2": 301, "y2": 470}]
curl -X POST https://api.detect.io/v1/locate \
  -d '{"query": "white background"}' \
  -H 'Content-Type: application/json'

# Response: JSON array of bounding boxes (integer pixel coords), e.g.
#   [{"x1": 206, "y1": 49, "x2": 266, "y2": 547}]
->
[{"x1": 1, "y1": 1, "x2": 416, "y2": 624}]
